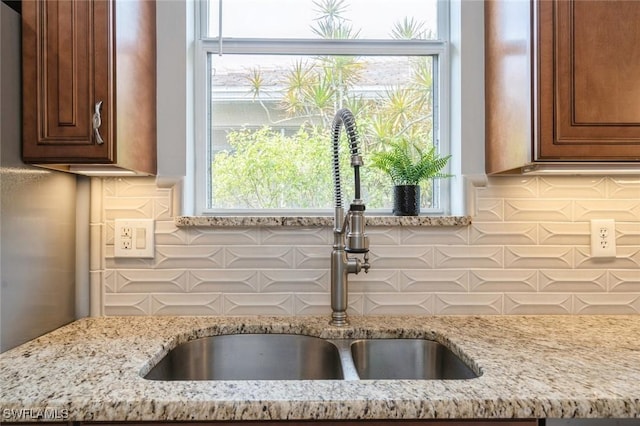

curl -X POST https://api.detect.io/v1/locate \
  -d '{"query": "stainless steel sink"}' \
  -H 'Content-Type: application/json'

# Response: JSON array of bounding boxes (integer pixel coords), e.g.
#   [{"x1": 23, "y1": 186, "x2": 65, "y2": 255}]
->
[
  {"x1": 350, "y1": 339, "x2": 478, "y2": 380},
  {"x1": 144, "y1": 334, "x2": 478, "y2": 381},
  {"x1": 145, "y1": 333, "x2": 344, "y2": 380}
]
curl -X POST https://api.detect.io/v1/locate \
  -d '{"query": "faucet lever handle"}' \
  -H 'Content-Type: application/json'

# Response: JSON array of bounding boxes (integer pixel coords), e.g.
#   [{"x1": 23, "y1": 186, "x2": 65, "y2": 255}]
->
[{"x1": 362, "y1": 252, "x2": 370, "y2": 273}]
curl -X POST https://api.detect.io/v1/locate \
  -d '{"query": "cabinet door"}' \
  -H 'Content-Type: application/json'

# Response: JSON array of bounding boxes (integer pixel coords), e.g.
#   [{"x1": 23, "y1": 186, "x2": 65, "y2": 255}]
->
[
  {"x1": 537, "y1": 0, "x2": 640, "y2": 160},
  {"x1": 22, "y1": 0, "x2": 113, "y2": 163}
]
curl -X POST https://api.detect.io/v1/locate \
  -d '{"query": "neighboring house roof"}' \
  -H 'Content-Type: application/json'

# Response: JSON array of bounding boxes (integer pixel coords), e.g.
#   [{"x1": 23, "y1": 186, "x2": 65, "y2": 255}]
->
[{"x1": 211, "y1": 57, "x2": 422, "y2": 100}]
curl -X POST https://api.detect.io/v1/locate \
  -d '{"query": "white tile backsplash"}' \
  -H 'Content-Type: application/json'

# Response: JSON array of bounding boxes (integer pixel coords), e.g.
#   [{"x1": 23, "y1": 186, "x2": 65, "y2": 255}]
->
[
  {"x1": 434, "y1": 293, "x2": 503, "y2": 315},
  {"x1": 608, "y1": 270, "x2": 640, "y2": 291},
  {"x1": 505, "y1": 246, "x2": 573, "y2": 269},
  {"x1": 574, "y1": 199, "x2": 640, "y2": 221},
  {"x1": 222, "y1": 293, "x2": 294, "y2": 315},
  {"x1": 364, "y1": 293, "x2": 434, "y2": 315},
  {"x1": 399, "y1": 269, "x2": 469, "y2": 292},
  {"x1": 470, "y1": 222, "x2": 537, "y2": 245},
  {"x1": 188, "y1": 269, "x2": 259, "y2": 293},
  {"x1": 505, "y1": 199, "x2": 573, "y2": 222},
  {"x1": 538, "y1": 222, "x2": 589, "y2": 245},
  {"x1": 115, "y1": 269, "x2": 188, "y2": 293},
  {"x1": 573, "y1": 293, "x2": 640, "y2": 315},
  {"x1": 469, "y1": 270, "x2": 537, "y2": 292},
  {"x1": 538, "y1": 176, "x2": 607, "y2": 199},
  {"x1": 503, "y1": 293, "x2": 573, "y2": 315},
  {"x1": 538, "y1": 269, "x2": 607, "y2": 292},
  {"x1": 94, "y1": 176, "x2": 640, "y2": 316},
  {"x1": 150, "y1": 293, "x2": 222, "y2": 315}
]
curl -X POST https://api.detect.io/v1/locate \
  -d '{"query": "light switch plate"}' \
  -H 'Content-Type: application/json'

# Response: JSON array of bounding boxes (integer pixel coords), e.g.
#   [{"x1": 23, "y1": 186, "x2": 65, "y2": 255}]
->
[{"x1": 114, "y1": 219, "x2": 154, "y2": 258}]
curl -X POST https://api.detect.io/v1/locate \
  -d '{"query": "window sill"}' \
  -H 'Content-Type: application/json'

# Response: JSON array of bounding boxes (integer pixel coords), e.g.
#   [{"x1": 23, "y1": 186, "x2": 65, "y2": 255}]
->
[{"x1": 174, "y1": 215, "x2": 471, "y2": 228}]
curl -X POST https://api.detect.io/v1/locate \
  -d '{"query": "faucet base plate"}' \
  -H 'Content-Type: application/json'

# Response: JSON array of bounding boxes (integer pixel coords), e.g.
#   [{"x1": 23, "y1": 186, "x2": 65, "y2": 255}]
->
[{"x1": 330, "y1": 312, "x2": 349, "y2": 327}]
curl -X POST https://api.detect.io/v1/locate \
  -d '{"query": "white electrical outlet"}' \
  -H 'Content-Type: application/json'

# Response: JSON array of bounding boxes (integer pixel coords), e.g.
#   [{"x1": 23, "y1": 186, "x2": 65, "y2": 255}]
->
[
  {"x1": 590, "y1": 219, "x2": 616, "y2": 258},
  {"x1": 114, "y1": 219, "x2": 154, "y2": 258}
]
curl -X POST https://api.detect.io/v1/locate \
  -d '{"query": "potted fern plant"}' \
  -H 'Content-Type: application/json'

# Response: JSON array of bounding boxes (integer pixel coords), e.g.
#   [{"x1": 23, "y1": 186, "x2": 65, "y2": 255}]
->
[{"x1": 371, "y1": 138, "x2": 451, "y2": 216}]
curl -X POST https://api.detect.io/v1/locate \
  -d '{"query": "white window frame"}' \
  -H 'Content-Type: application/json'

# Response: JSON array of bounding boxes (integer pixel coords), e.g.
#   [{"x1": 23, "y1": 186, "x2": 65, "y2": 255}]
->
[{"x1": 193, "y1": 0, "x2": 451, "y2": 216}]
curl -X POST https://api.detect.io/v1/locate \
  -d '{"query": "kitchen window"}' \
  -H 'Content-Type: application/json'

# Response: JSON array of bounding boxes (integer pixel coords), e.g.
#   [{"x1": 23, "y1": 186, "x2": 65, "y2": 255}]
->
[{"x1": 194, "y1": 0, "x2": 450, "y2": 215}]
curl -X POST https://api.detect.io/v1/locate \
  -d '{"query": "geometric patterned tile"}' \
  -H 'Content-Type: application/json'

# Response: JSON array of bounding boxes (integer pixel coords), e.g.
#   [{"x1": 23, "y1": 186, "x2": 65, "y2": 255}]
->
[
  {"x1": 433, "y1": 293, "x2": 502, "y2": 315},
  {"x1": 606, "y1": 177, "x2": 640, "y2": 199},
  {"x1": 150, "y1": 293, "x2": 221, "y2": 315},
  {"x1": 349, "y1": 269, "x2": 399, "y2": 293},
  {"x1": 153, "y1": 196, "x2": 173, "y2": 220},
  {"x1": 225, "y1": 246, "x2": 295, "y2": 269},
  {"x1": 154, "y1": 220, "x2": 189, "y2": 245},
  {"x1": 365, "y1": 227, "x2": 401, "y2": 245},
  {"x1": 116, "y1": 269, "x2": 188, "y2": 293},
  {"x1": 189, "y1": 270, "x2": 259, "y2": 293},
  {"x1": 293, "y1": 247, "x2": 331, "y2": 269},
  {"x1": 369, "y1": 246, "x2": 434, "y2": 269},
  {"x1": 538, "y1": 269, "x2": 607, "y2": 292},
  {"x1": 470, "y1": 222, "x2": 537, "y2": 245},
  {"x1": 616, "y1": 221, "x2": 640, "y2": 246},
  {"x1": 575, "y1": 247, "x2": 640, "y2": 269},
  {"x1": 400, "y1": 270, "x2": 468, "y2": 292},
  {"x1": 504, "y1": 293, "x2": 572, "y2": 315},
  {"x1": 260, "y1": 270, "x2": 328, "y2": 292},
  {"x1": 482, "y1": 176, "x2": 538, "y2": 199},
  {"x1": 104, "y1": 197, "x2": 154, "y2": 220},
  {"x1": 401, "y1": 226, "x2": 469, "y2": 245},
  {"x1": 293, "y1": 293, "x2": 331, "y2": 316},
  {"x1": 188, "y1": 227, "x2": 260, "y2": 246},
  {"x1": 474, "y1": 198, "x2": 504, "y2": 222},
  {"x1": 435, "y1": 246, "x2": 503, "y2": 269},
  {"x1": 505, "y1": 200, "x2": 572, "y2": 222},
  {"x1": 505, "y1": 246, "x2": 573, "y2": 269},
  {"x1": 573, "y1": 199, "x2": 640, "y2": 222},
  {"x1": 538, "y1": 176, "x2": 606, "y2": 199},
  {"x1": 470, "y1": 270, "x2": 537, "y2": 292},
  {"x1": 96, "y1": 175, "x2": 640, "y2": 317},
  {"x1": 608, "y1": 270, "x2": 640, "y2": 292},
  {"x1": 103, "y1": 294, "x2": 150, "y2": 315},
  {"x1": 573, "y1": 294, "x2": 640, "y2": 314},
  {"x1": 112, "y1": 176, "x2": 162, "y2": 197},
  {"x1": 155, "y1": 245, "x2": 224, "y2": 269},
  {"x1": 223, "y1": 293, "x2": 294, "y2": 315},
  {"x1": 363, "y1": 293, "x2": 433, "y2": 315},
  {"x1": 538, "y1": 222, "x2": 589, "y2": 245},
  {"x1": 260, "y1": 227, "x2": 330, "y2": 245}
]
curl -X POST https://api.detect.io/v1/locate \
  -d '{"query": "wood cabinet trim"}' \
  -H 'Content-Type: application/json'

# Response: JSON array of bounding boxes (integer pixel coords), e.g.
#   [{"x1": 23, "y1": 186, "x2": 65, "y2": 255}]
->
[
  {"x1": 22, "y1": 0, "x2": 156, "y2": 175},
  {"x1": 537, "y1": 0, "x2": 640, "y2": 160}
]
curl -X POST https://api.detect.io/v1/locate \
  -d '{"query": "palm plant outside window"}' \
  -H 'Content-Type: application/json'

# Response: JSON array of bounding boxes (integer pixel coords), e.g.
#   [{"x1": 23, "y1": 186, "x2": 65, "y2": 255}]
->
[{"x1": 195, "y1": 0, "x2": 449, "y2": 214}]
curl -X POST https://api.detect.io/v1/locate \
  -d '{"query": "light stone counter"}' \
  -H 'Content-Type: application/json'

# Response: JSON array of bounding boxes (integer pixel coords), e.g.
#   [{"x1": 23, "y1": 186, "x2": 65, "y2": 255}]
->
[
  {"x1": 1, "y1": 315, "x2": 639, "y2": 422},
  {"x1": 174, "y1": 215, "x2": 472, "y2": 227}
]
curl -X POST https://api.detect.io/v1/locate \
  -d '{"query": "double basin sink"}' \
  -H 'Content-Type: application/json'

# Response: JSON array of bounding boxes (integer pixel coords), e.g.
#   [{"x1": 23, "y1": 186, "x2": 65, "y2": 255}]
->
[{"x1": 145, "y1": 334, "x2": 479, "y2": 381}]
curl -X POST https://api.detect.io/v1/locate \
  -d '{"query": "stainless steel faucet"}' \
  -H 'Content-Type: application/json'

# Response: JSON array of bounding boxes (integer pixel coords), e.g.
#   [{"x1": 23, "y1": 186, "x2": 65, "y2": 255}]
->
[{"x1": 330, "y1": 109, "x2": 370, "y2": 326}]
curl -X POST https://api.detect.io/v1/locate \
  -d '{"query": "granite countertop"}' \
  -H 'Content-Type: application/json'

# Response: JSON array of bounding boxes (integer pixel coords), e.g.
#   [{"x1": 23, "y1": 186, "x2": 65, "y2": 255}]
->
[
  {"x1": 174, "y1": 215, "x2": 471, "y2": 227},
  {"x1": 1, "y1": 315, "x2": 639, "y2": 422}
]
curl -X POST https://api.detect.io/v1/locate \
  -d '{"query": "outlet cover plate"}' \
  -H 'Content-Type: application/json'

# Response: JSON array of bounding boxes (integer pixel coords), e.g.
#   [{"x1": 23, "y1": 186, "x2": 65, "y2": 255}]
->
[
  {"x1": 114, "y1": 219, "x2": 154, "y2": 258},
  {"x1": 590, "y1": 219, "x2": 616, "y2": 258}
]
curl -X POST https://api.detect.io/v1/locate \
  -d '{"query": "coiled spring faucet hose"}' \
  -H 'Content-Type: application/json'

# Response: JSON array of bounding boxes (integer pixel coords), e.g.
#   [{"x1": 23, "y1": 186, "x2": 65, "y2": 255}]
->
[{"x1": 331, "y1": 108, "x2": 363, "y2": 209}]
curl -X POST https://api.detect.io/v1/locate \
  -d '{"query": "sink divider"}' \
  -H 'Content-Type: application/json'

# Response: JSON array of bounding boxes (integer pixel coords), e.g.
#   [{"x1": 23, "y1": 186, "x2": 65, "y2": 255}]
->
[{"x1": 328, "y1": 339, "x2": 361, "y2": 380}]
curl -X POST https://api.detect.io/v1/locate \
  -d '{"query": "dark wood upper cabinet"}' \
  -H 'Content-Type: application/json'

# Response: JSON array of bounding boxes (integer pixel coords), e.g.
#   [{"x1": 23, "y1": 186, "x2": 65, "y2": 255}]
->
[
  {"x1": 486, "y1": 0, "x2": 640, "y2": 174},
  {"x1": 22, "y1": 0, "x2": 156, "y2": 176}
]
